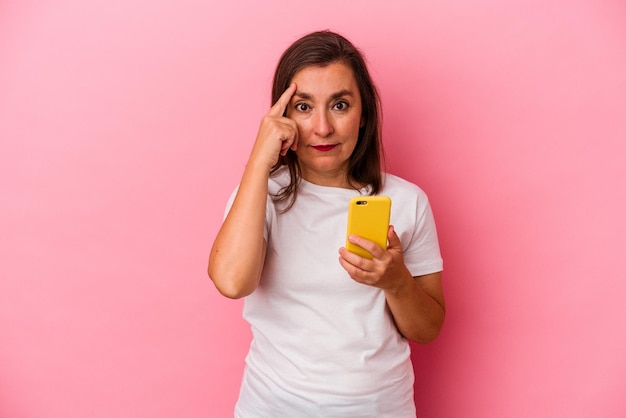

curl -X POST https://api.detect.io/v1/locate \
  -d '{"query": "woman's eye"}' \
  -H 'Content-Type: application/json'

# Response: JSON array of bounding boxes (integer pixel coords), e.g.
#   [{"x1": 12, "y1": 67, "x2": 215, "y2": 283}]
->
[
  {"x1": 333, "y1": 101, "x2": 349, "y2": 111},
  {"x1": 295, "y1": 103, "x2": 310, "y2": 112}
]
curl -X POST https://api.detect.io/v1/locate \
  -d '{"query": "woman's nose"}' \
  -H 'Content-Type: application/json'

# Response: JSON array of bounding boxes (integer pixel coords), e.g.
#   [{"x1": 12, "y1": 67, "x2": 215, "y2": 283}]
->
[{"x1": 313, "y1": 110, "x2": 334, "y2": 137}]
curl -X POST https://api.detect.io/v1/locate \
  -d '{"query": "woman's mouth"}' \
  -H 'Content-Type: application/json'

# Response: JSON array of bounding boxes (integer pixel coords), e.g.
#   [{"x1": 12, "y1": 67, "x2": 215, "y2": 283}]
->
[{"x1": 311, "y1": 144, "x2": 337, "y2": 152}]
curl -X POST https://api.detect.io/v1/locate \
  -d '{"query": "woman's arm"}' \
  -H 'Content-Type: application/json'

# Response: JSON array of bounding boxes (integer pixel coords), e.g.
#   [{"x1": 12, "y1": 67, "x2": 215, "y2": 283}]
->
[
  {"x1": 208, "y1": 162, "x2": 269, "y2": 299},
  {"x1": 208, "y1": 84, "x2": 298, "y2": 299},
  {"x1": 338, "y1": 225, "x2": 445, "y2": 343},
  {"x1": 383, "y1": 271, "x2": 445, "y2": 344}
]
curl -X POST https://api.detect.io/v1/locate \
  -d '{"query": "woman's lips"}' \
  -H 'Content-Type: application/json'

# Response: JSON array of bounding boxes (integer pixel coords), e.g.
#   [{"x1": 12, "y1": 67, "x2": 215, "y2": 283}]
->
[{"x1": 311, "y1": 144, "x2": 337, "y2": 152}]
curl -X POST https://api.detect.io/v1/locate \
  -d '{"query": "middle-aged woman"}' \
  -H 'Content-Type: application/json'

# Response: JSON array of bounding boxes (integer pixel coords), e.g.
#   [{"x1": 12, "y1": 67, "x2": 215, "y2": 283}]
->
[{"x1": 209, "y1": 30, "x2": 445, "y2": 417}]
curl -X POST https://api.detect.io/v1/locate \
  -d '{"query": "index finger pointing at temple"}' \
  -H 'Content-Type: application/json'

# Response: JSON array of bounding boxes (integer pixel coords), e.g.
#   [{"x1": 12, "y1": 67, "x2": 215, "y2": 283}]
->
[{"x1": 268, "y1": 83, "x2": 297, "y2": 117}]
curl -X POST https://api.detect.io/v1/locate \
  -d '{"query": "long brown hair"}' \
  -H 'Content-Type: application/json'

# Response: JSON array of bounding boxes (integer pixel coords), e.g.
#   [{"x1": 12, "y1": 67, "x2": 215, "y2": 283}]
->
[{"x1": 270, "y1": 30, "x2": 384, "y2": 209}]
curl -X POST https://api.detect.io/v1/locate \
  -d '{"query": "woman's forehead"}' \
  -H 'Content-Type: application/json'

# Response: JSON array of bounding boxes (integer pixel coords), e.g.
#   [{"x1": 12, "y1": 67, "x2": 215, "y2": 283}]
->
[{"x1": 291, "y1": 62, "x2": 360, "y2": 100}]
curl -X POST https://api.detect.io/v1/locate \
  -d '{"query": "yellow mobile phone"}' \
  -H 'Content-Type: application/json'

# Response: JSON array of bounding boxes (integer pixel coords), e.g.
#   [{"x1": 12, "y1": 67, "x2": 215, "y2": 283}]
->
[{"x1": 346, "y1": 196, "x2": 391, "y2": 259}]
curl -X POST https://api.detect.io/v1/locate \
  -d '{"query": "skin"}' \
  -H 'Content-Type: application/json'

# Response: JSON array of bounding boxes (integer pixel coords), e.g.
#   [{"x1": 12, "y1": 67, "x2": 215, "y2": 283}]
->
[
  {"x1": 209, "y1": 62, "x2": 445, "y2": 343},
  {"x1": 287, "y1": 62, "x2": 364, "y2": 188},
  {"x1": 339, "y1": 228, "x2": 445, "y2": 343}
]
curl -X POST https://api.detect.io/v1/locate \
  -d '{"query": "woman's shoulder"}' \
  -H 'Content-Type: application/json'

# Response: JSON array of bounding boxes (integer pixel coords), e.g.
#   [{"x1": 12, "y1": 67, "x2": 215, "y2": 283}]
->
[
  {"x1": 382, "y1": 173, "x2": 427, "y2": 197},
  {"x1": 268, "y1": 165, "x2": 291, "y2": 191}
]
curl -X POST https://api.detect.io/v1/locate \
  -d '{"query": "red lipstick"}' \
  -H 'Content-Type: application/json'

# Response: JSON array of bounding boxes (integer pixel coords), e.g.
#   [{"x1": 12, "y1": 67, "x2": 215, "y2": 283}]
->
[{"x1": 312, "y1": 144, "x2": 337, "y2": 152}]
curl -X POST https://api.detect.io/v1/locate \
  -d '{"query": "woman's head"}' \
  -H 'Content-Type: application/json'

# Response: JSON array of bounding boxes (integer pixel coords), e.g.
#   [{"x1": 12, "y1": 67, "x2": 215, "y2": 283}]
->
[{"x1": 270, "y1": 31, "x2": 383, "y2": 205}]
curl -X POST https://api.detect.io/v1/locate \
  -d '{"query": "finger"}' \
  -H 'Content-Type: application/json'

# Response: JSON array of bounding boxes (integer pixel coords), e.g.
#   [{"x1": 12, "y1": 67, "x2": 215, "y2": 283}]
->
[
  {"x1": 387, "y1": 225, "x2": 402, "y2": 250},
  {"x1": 290, "y1": 131, "x2": 298, "y2": 151},
  {"x1": 347, "y1": 234, "x2": 385, "y2": 259},
  {"x1": 280, "y1": 137, "x2": 295, "y2": 156},
  {"x1": 284, "y1": 119, "x2": 298, "y2": 152},
  {"x1": 278, "y1": 125, "x2": 298, "y2": 155},
  {"x1": 268, "y1": 83, "x2": 297, "y2": 117},
  {"x1": 339, "y1": 246, "x2": 366, "y2": 267},
  {"x1": 338, "y1": 249, "x2": 373, "y2": 275}
]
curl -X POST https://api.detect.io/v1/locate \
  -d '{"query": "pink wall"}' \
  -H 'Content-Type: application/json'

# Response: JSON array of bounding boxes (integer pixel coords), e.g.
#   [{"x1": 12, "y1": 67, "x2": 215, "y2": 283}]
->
[{"x1": 1, "y1": 1, "x2": 625, "y2": 417}]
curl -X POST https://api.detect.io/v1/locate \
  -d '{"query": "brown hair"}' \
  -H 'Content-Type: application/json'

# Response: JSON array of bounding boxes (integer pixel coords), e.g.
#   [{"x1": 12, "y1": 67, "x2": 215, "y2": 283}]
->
[{"x1": 270, "y1": 30, "x2": 384, "y2": 209}]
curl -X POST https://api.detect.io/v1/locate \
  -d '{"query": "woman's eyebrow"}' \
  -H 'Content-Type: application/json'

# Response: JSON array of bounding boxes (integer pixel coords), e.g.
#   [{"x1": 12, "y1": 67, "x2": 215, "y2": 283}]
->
[
  {"x1": 330, "y1": 89, "x2": 354, "y2": 100},
  {"x1": 293, "y1": 89, "x2": 355, "y2": 100},
  {"x1": 293, "y1": 91, "x2": 313, "y2": 100}
]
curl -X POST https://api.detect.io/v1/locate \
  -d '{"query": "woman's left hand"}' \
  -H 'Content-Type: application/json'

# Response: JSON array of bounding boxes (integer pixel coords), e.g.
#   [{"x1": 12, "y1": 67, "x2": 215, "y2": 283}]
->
[
  {"x1": 340, "y1": 225, "x2": 446, "y2": 343},
  {"x1": 338, "y1": 225, "x2": 413, "y2": 290}
]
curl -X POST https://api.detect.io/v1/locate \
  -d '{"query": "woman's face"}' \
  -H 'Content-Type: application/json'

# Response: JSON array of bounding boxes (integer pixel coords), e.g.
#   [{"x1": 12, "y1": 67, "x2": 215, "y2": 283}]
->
[{"x1": 286, "y1": 62, "x2": 363, "y2": 188}]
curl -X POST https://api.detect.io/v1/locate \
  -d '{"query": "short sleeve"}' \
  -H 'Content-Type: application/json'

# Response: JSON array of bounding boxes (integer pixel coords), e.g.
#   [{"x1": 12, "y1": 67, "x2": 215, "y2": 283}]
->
[
  {"x1": 402, "y1": 194, "x2": 444, "y2": 277},
  {"x1": 223, "y1": 186, "x2": 274, "y2": 242}
]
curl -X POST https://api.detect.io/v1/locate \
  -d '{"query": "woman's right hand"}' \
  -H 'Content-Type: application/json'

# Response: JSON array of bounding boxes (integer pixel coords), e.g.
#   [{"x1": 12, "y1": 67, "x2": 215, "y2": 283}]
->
[
  {"x1": 249, "y1": 83, "x2": 298, "y2": 170},
  {"x1": 208, "y1": 84, "x2": 298, "y2": 299}
]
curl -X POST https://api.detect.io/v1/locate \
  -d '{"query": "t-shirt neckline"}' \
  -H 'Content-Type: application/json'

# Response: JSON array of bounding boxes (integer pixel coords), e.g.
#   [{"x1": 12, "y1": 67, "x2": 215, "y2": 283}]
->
[{"x1": 298, "y1": 177, "x2": 371, "y2": 197}]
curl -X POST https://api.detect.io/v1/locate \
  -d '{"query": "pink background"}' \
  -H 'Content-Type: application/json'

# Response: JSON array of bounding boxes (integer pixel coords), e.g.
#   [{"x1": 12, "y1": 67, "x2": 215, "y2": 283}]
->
[{"x1": 1, "y1": 1, "x2": 625, "y2": 417}]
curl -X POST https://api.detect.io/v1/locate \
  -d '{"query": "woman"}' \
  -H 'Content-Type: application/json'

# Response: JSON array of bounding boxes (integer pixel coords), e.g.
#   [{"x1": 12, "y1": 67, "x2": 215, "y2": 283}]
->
[{"x1": 209, "y1": 30, "x2": 445, "y2": 417}]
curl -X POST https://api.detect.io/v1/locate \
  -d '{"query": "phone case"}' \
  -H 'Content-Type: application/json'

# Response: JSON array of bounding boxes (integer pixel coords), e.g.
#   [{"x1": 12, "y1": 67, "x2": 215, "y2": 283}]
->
[{"x1": 346, "y1": 196, "x2": 391, "y2": 259}]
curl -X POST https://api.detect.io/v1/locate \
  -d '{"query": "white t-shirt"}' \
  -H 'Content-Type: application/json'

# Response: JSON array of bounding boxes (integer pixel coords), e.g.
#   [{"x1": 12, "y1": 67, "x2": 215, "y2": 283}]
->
[{"x1": 228, "y1": 167, "x2": 443, "y2": 417}]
